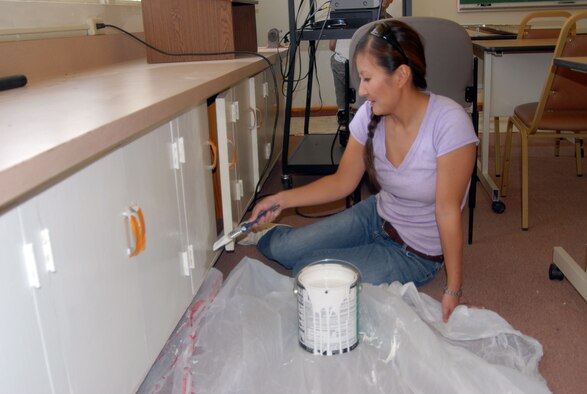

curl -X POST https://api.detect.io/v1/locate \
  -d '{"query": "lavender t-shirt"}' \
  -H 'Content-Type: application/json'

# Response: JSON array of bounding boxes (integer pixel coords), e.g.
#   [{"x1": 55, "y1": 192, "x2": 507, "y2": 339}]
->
[{"x1": 350, "y1": 93, "x2": 478, "y2": 256}]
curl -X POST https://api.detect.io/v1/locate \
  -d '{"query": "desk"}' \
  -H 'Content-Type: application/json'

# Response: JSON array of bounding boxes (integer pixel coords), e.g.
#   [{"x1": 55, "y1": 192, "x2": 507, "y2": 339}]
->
[
  {"x1": 464, "y1": 24, "x2": 518, "y2": 40},
  {"x1": 554, "y1": 56, "x2": 587, "y2": 72},
  {"x1": 473, "y1": 39, "x2": 557, "y2": 205}
]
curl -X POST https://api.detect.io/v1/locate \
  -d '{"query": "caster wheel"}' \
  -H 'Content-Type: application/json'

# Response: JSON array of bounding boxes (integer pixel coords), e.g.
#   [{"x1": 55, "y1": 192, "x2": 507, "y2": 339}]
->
[
  {"x1": 491, "y1": 200, "x2": 506, "y2": 214},
  {"x1": 281, "y1": 175, "x2": 293, "y2": 189},
  {"x1": 549, "y1": 263, "x2": 564, "y2": 281}
]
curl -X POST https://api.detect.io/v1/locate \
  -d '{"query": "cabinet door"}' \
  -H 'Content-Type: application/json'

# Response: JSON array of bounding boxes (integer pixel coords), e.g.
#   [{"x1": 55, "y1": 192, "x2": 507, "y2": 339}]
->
[
  {"x1": 0, "y1": 208, "x2": 54, "y2": 394},
  {"x1": 18, "y1": 148, "x2": 148, "y2": 394},
  {"x1": 122, "y1": 122, "x2": 193, "y2": 362},
  {"x1": 216, "y1": 88, "x2": 241, "y2": 251},
  {"x1": 252, "y1": 66, "x2": 284, "y2": 189},
  {"x1": 251, "y1": 71, "x2": 276, "y2": 187},
  {"x1": 250, "y1": 73, "x2": 265, "y2": 186},
  {"x1": 173, "y1": 104, "x2": 218, "y2": 293},
  {"x1": 264, "y1": 65, "x2": 284, "y2": 175},
  {"x1": 232, "y1": 79, "x2": 257, "y2": 215}
]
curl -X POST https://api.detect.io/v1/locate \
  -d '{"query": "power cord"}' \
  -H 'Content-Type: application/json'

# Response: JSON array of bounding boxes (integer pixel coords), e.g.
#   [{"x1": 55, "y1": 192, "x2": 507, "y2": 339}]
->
[{"x1": 96, "y1": 22, "x2": 282, "y2": 209}]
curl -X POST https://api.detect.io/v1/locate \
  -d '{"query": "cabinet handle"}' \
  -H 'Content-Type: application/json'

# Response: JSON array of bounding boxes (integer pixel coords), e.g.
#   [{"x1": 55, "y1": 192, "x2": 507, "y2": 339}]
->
[
  {"x1": 125, "y1": 205, "x2": 146, "y2": 257},
  {"x1": 206, "y1": 140, "x2": 218, "y2": 170},
  {"x1": 227, "y1": 138, "x2": 237, "y2": 170},
  {"x1": 248, "y1": 107, "x2": 257, "y2": 130},
  {"x1": 136, "y1": 207, "x2": 146, "y2": 253},
  {"x1": 254, "y1": 107, "x2": 263, "y2": 128}
]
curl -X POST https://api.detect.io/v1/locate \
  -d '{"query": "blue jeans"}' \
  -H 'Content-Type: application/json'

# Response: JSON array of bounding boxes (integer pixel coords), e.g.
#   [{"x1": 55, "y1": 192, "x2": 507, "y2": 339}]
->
[{"x1": 257, "y1": 196, "x2": 444, "y2": 286}]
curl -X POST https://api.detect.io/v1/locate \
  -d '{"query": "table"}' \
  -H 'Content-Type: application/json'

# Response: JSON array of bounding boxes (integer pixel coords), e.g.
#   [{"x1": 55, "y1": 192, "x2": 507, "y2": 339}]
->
[
  {"x1": 473, "y1": 38, "x2": 557, "y2": 207},
  {"x1": 554, "y1": 56, "x2": 587, "y2": 72}
]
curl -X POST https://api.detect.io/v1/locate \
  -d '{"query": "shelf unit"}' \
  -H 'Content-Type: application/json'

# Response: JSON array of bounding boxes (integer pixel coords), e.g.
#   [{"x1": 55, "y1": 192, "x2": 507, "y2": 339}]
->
[{"x1": 280, "y1": 1, "x2": 363, "y2": 186}]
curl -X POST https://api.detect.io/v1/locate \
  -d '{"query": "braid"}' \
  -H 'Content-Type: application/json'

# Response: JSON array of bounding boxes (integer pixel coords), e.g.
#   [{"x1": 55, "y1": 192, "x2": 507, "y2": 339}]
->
[{"x1": 364, "y1": 112, "x2": 382, "y2": 194}]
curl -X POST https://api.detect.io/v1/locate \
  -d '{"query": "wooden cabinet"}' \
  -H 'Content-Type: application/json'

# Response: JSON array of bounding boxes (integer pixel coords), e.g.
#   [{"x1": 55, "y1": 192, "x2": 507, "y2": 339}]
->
[
  {"x1": 0, "y1": 103, "x2": 218, "y2": 393},
  {"x1": 141, "y1": 0, "x2": 258, "y2": 63}
]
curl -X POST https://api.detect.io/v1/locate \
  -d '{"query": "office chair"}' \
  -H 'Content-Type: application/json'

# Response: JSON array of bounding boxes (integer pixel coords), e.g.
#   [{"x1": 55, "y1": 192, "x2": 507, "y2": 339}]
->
[
  {"x1": 348, "y1": 17, "x2": 478, "y2": 243},
  {"x1": 493, "y1": 11, "x2": 571, "y2": 177},
  {"x1": 500, "y1": 11, "x2": 587, "y2": 230}
]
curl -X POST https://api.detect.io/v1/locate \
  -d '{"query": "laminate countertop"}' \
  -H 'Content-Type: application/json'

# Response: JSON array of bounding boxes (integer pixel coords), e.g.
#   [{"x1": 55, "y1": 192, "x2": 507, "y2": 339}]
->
[{"x1": 0, "y1": 48, "x2": 283, "y2": 213}]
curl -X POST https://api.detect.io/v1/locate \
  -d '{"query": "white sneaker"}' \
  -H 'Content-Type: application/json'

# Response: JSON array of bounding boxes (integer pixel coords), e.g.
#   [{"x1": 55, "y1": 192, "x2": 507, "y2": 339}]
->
[{"x1": 237, "y1": 223, "x2": 291, "y2": 246}]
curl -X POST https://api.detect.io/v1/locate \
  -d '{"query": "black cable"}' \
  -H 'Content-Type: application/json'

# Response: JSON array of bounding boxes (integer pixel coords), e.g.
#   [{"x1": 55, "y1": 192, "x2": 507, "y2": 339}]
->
[{"x1": 97, "y1": 23, "x2": 282, "y2": 211}]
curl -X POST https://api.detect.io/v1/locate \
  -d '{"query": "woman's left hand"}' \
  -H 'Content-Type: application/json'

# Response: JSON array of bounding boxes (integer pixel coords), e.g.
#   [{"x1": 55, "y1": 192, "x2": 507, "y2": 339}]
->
[{"x1": 441, "y1": 294, "x2": 461, "y2": 322}]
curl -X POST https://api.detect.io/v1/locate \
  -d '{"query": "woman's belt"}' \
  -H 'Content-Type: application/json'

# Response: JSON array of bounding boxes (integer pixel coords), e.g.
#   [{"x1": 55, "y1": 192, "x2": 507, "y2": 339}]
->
[{"x1": 382, "y1": 221, "x2": 444, "y2": 263}]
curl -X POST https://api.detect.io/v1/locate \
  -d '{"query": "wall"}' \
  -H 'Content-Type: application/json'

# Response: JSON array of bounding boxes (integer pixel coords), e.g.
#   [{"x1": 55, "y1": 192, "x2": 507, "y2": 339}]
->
[
  {"x1": 413, "y1": 0, "x2": 586, "y2": 24},
  {"x1": 0, "y1": 1, "x2": 143, "y2": 33},
  {"x1": 3, "y1": 0, "x2": 585, "y2": 108}
]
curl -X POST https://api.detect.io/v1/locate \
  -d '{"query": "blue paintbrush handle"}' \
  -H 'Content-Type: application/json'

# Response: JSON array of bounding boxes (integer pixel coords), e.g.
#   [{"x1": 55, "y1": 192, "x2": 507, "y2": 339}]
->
[{"x1": 241, "y1": 205, "x2": 280, "y2": 232}]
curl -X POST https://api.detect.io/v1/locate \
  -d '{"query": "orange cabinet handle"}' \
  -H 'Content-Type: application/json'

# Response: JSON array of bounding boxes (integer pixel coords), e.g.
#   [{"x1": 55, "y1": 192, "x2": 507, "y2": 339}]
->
[
  {"x1": 136, "y1": 207, "x2": 146, "y2": 253},
  {"x1": 227, "y1": 138, "x2": 237, "y2": 170},
  {"x1": 125, "y1": 205, "x2": 146, "y2": 257},
  {"x1": 206, "y1": 140, "x2": 218, "y2": 170},
  {"x1": 129, "y1": 215, "x2": 141, "y2": 257}
]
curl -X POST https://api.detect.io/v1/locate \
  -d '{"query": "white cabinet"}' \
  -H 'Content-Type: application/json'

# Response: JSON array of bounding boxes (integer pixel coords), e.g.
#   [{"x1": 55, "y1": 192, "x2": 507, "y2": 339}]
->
[
  {"x1": 121, "y1": 121, "x2": 194, "y2": 363},
  {"x1": 215, "y1": 66, "x2": 284, "y2": 252},
  {"x1": 216, "y1": 80, "x2": 257, "y2": 251},
  {"x1": 249, "y1": 67, "x2": 284, "y2": 188},
  {"x1": 173, "y1": 106, "x2": 218, "y2": 292},
  {"x1": 0, "y1": 208, "x2": 54, "y2": 394},
  {"x1": 0, "y1": 103, "x2": 217, "y2": 393},
  {"x1": 18, "y1": 147, "x2": 147, "y2": 393}
]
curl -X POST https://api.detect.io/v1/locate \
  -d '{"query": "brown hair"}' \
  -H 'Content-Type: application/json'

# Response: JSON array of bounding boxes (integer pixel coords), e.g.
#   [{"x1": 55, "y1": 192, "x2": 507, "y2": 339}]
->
[{"x1": 354, "y1": 20, "x2": 427, "y2": 193}]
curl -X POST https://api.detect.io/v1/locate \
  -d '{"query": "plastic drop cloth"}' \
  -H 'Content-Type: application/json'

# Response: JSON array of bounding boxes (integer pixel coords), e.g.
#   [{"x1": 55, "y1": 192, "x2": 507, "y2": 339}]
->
[{"x1": 141, "y1": 257, "x2": 551, "y2": 394}]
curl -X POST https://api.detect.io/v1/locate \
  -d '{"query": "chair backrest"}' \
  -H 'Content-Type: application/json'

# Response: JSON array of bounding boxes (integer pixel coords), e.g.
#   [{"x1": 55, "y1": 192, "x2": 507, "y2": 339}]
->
[
  {"x1": 517, "y1": 11, "x2": 571, "y2": 39},
  {"x1": 348, "y1": 17, "x2": 474, "y2": 110},
  {"x1": 530, "y1": 11, "x2": 587, "y2": 132}
]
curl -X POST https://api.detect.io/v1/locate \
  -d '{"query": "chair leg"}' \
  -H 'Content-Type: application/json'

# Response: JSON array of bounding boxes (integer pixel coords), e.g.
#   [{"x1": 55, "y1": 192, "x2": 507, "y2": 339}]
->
[
  {"x1": 500, "y1": 118, "x2": 514, "y2": 197},
  {"x1": 575, "y1": 138, "x2": 583, "y2": 177},
  {"x1": 521, "y1": 132, "x2": 529, "y2": 231},
  {"x1": 493, "y1": 116, "x2": 501, "y2": 176},
  {"x1": 555, "y1": 130, "x2": 561, "y2": 157}
]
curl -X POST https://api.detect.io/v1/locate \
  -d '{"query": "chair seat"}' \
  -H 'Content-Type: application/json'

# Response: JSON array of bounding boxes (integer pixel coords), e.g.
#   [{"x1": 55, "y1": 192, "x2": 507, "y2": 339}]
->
[{"x1": 514, "y1": 102, "x2": 587, "y2": 131}]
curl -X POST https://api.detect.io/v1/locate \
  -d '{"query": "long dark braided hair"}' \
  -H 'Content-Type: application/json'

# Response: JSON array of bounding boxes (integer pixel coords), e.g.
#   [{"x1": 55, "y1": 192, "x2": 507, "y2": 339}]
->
[{"x1": 354, "y1": 20, "x2": 427, "y2": 193}]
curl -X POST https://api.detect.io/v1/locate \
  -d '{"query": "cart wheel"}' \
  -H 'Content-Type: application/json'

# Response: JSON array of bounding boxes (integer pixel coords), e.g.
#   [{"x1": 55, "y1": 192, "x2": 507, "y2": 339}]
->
[
  {"x1": 549, "y1": 263, "x2": 564, "y2": 281},
  {"x1": 281, "y1": 175, "x2": 293, "y2": 189},
  {"x1": 491, "y1": 200, "x2": 506, "y2": 214}
]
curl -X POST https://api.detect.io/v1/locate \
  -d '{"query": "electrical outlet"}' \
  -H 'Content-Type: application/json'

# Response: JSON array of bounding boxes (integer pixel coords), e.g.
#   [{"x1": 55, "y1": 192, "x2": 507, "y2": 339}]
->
[{"x1": 87, "y1": 17, "x2": 105, "y2": 36}]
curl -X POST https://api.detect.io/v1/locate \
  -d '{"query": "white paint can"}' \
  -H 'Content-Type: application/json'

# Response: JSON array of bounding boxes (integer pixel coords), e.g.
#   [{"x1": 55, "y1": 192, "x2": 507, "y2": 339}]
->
[{"x1": 294, "y1": 259, "x2": 360, "y2": 356}]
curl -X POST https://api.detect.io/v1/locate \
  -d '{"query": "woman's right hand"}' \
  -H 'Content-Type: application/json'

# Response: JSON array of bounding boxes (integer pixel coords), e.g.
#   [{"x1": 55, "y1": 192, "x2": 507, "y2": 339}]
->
[{"x1": 249, "y1": 194, "x2": 283, "y2": 228}]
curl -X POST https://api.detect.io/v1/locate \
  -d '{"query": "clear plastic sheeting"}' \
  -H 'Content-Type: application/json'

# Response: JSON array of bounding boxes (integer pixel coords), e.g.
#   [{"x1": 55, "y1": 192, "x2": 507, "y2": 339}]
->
[
  {"x1": 138, "y1": 268, "x2": 223, "y2": 394},
  {"x1": 143, "y1": 257, "x2": 551, "y2": 394}
]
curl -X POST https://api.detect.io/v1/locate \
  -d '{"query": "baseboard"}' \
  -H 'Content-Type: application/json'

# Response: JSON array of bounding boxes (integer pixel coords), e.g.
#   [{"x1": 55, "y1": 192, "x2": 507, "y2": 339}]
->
[{"x1": 291, "y1": 106, "x2": 338, "y2": 117}]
